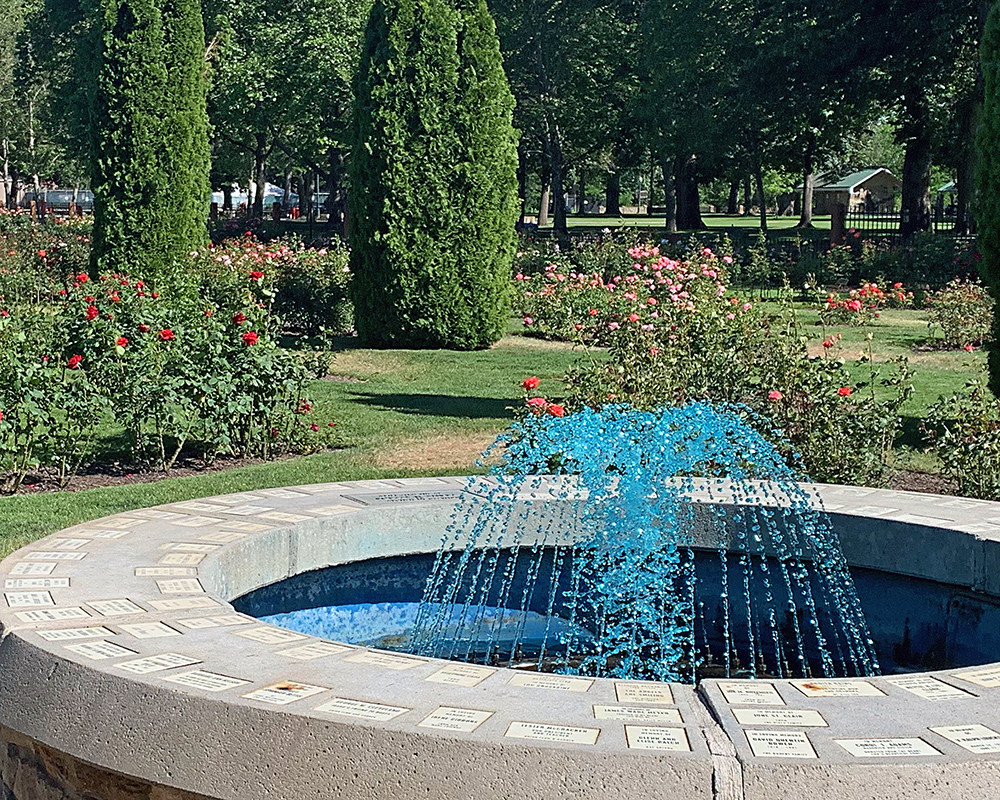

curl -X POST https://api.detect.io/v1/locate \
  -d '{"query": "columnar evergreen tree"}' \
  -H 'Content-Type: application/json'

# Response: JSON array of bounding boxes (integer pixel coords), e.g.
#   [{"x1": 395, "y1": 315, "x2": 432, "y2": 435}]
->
[
  {"x1": 979, "y1": 0, "x2": 1000, "y2": 395},
  {"x1": 90, "y1": 0, "x2": 209, "y2": 280},
  {"x1": 160, "y1": 0, "x2": 210, "y2": 253},
  {"x1": 349, "y1": 0, "x2": 519, "y2": 349}
]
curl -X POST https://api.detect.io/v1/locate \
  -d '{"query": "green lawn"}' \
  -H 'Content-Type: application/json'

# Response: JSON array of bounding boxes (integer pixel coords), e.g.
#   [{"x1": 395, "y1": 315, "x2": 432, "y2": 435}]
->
[
  {"x1": 0, "y1": 307, "x2": 980, "y2": 558},
  {"x1": 531, "y1": 213, "x2": 832, "y2": 232}
]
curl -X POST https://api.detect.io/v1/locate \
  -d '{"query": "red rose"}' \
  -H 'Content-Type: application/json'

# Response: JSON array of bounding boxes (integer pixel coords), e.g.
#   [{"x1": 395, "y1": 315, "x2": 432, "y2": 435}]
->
[
  {"x1": 526, "y1": 397, "x2": 547, "y2": 412},
  {"x1": 38, "y1": 250, "x2": 47, "y2": 258},
  {"x1": 85, "y1": 305, "x2": 99, "y2": 321},
  {"x1": 116, "y1": 336, "x2": 128, "y2": 347},
  {"x1": 242, "y1": 331, "x2": 259, "y2": 346},
  {"x1": 158, "y1": 329, "x2": 175, "y2": 341},
  {"x1": 522, "y1": 376, "x2": 540, "y2": 391},
  {"x1": 204, "y1": 308, "x2": 213, "y2": 317},
  {"x1": 138, "y1": 324, "x2": 150, "y2": 333},
  {"x1": 547, "y1": 404, "x2": 566, "y2": 417},
  {"x1": 837, "y1": 386, "x2": 852, "y2": 397},
  {"x1": 232, "y1": 312, "x2": 247, "y2": 325},
  {"x1": 249, "y1": 270, "x2": 264, "y2": 280},
  {"x1": 310, "y1": 424, "x2": 320, "y2": 432},
  {"x1": 66, "y1": 354, "x2": 83, "y2": 369},
  {"x1": 77, "y1": 273, "x2": 89, "y2": 283}
]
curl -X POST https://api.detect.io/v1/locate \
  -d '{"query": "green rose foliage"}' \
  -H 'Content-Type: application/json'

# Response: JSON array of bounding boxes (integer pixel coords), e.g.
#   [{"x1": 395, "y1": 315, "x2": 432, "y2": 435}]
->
[{"x1": 520, "y1": 240, "x2": 912, "y2": 486}]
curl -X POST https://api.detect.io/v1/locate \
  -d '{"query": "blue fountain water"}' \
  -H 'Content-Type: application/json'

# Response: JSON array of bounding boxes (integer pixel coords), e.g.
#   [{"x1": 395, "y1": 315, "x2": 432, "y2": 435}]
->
[
  {"x1": 406, "y1": 403, "x2": 880, "y2": 682},
  {"x1": 262, "y1": 403, "x2": 880, "y2": 683}
]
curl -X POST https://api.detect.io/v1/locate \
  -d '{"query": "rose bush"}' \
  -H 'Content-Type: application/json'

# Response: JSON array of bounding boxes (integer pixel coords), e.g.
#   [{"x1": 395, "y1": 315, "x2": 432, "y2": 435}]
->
[
  {"x1": 924, "y1": 278, "x2": 993, "y2": 349},
  {"x1": 519, "y1": 240, "x2": 911, "y2": 485}
]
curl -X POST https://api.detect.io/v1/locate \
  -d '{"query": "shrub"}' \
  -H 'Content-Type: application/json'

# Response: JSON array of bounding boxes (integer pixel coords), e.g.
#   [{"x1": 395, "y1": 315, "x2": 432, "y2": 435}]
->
[
  {"x1": 349, "y1": 0, "x2": 519, "y2": 349},
  {"x1": 925, "y1": 279, "x2": 993, "y2": 349},
  {"x1": 925, "y1": 373, "x2": 1000, "y2": 499},
  {"x1": 527, "y1": 243, "x2": 911, "y2": 486},
  {"x1": 818, "y1": 281, "x2": 912, "y2": 327}
]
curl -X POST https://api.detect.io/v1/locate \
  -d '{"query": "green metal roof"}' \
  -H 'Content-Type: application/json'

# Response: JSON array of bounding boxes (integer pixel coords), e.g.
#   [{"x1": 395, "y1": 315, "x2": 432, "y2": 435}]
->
[{"x1": 815, "y1": 168, "x2": 900, "y2": 192}]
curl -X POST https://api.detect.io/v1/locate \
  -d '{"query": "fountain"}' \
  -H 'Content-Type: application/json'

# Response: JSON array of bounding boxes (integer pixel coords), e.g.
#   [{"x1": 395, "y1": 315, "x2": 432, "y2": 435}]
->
[
  {"x1": 262, "y1": 404, "x2": 880, "y2": 683},
  {"x1": 3, "y1": 407, "x2": 1000, "y2": 798}
]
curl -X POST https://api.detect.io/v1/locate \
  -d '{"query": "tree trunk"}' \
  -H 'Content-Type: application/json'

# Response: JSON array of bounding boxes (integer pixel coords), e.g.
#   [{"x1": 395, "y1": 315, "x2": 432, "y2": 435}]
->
[
  {"x1": 548, "y1": 119, "x2": 569, "y2": 244},
  {"x1": 539, "y1": 181, "x2": 550, "y2": 226},
  {"x1": 727, "y1": 176, "x2": 739, "y2": 215},
  {"x1": 577, "y1": 170, "x2": 585, "y2": 214},
  {"x1": 605, "y1": 170, "x2": 621, "y2": 216},
  {"x1": 282, "y1": 168, "x2": 293, "y2": 215},
  {"x1": 900, "y1": 98, "x2": 933, "y2": 241},
  {"x1": 661, "y1": 158, "x2": 676, "y2": 232},
  {"x1": 328, "y1": 147, "x2": 347, "y2": 228},
  {"x1": 796, "y1": 132, "x2": 816, "y2": 228},
  {"x1": 674, "y1": 154, "x2": 705, "y2": 230},
  {"x1": 743, "y1": 174, "x2": 752, "y2": 216},
  {"x1": 252, "y1": 132, "x2": 267, "y2": 219},
  {"x1": 753, "y1": 154, "x2": 767, "y2": 231},
  {"x1": 647, "y1": 162, "x2": 655, "y2": 215},
  {"x1": 517, "y1": 146, "x2": 528, "y2": 224},
  {"x1": 222, "y1": 185, "x2": 233, "y2": 213}
]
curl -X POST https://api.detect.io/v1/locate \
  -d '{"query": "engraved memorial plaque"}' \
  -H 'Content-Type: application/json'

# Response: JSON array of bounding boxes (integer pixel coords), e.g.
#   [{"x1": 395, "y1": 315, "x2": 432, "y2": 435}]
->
[
  {"x1": 159, "y1": 543, "x2": 219, "y2": 553},
  {"x1": 930, "y1": 724, "x2": 1000, "y2": 753},
  {"x1": 37, "y1": 627, "x2": 113, "y2": 641},
  {"x1": 594, "y1": 705, "x2": 683, "y2": 723},
  {"x1": 790, "y1": 680, "x2": 885, "y2": 698},
  {"x1": 242, "y1": 681, "x2": 328, "y2": 705},
  {"x1": 47, "y1": 538, "x2": 91, "y2": 550},
  {"x1": 314, "y1": 697, "x2": 410, "y2": 721},
  {"x1": 953, "y1": 666, "x2": 1000, "y2": 688},
  {"x1": 258, "y1": 512, "x2": 311, "y2": 523},
  {"x1": 173, "y1": 502, "x2": 228, "y2": 512},
  {"x1": 27, "y1": 551, "x2": 87, "y2": 561},
  {"x1": 147, "y1": 597, "x2": 220, "y2": 611},
  {"x1": 5, "y1": 591, "x2": 54, "y2": 607},
  {"x1": 233, "y1": 626, "x2": 308, "y2": 644},
  {"x1": 169, "y1": 516, "x2": 222, "y2": 528},
  {"x1": 718, "y1": 682, "x2": 785, "y2": 706},
  {"x1": 344, "y1": 651, "x2": 426, "y2": 670},
  {"x1": 276, "y1": 641, "x2": 352, "y2": 660},
  {"x1": 156, "y1": 578, "x2": 205, "y2": 594},
  {"x1": 158, "y1": 553, "x2": 205, "y2": 566},
  {"x1": 198, "y1": 531, "x2": 248, "y2": 543},
  {"x1": 418, "y1": 706, "x2": 493, "y2": 733},
  {"x1": 10, "y1": 562, "x2": 56, "y2": 576},
  {"x1": 508, "y1": 673, "x2": 593, "y2": 692},
  {"x1": 885, "y1": 675, "x2": 972, "y2": 700},
  {"x1": 732, "y1": 708, "x2": 827, "y2": 727},
  {"x1": 624, "y1": 725, "x2": 690, "y2": 751},
  {"x1": 87, "y1": 599, "x2": 145, "y2": 617},
  {"x1": 86, "y1": 529, "x2": 133, "y2": 538},
  {"x1": 5, "y1": 577, "x2": 70, "y2": 589},
  {"x1": 176, "y1": 615, "x2": 250, "y2": 629},
  {"x1": 162, "y1": 670, "x2": 249, "y2": 691},
  {"x1": 835, "y1": 738, "x2": 940, "y2": 758},
  {"x1": 135, "y1": 567, "x2": 198, "y2": 577},
  {"x1": 16, "y1": 607, "x2": 90, "y2": 622},
  {"x1": 614, "y1": 682, "x2": 674, "y2": 705},
  {"x1": 217, "y1": 504, "x2": 274, "y2": 516},
  {"x1": 504, "y1": 722, "x2": 599, "y2": 745},
  {"x1": 64, "y1": 641, "x2": 137, "y2": 660},
  {"x1": 745, "y1": 730, "x2": 817, "y2": 758},
  {"x1": 425, "y1": 663, "x2": 496, "y2": 687},
  {"x1": 120, "y1": 621, "x2": 182, "y2": 639},
  {"x1": 114, "y1": 653, "x2": 201, "y2": 674}
]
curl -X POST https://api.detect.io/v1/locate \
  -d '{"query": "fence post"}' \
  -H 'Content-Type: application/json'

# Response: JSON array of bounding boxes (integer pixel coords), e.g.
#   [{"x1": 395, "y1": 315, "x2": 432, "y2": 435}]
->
[{"x1": 830, "y1": 203, "x2": 846, "y2": 246}]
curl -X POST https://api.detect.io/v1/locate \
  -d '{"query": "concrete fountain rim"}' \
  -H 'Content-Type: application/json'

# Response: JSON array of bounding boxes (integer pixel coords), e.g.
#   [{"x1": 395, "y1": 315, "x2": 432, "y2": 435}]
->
[{"x1": 2, "y1": 476, "x2": 1000, "y2": 800}]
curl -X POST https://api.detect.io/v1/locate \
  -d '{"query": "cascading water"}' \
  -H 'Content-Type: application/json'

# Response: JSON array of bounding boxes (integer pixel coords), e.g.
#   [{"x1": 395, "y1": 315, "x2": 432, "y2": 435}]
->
[{"x1": 407, "y1": 403, "x2": 880, "y2": 683}]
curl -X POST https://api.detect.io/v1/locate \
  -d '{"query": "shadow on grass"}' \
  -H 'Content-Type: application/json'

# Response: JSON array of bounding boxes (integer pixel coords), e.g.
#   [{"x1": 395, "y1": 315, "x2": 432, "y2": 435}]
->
[
  {"x1": 347, "y1": 391, "x2": 514, "y2": 420},
  {"x1": 896, "y1": 415, "x2": 931, "y2": 450}
]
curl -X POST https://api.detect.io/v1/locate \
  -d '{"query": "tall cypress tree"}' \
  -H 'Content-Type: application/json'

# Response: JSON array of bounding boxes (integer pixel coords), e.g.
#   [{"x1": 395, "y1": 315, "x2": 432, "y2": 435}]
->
[
  {"x1": 349, "y1": 0, "x2": 519, "y2": 350},
  {"x1": 90, "y1": 0, "x2": 209, "y2": 282},
  {"x1": 980, "y1": 0, "x2": 1000, "y2": 395},
  {"x1": 90, "y1": 0, "x2": 171, "y2": 278},
  {"x1": 160, "y1": 0, "x2": 210, "y2": 254}
]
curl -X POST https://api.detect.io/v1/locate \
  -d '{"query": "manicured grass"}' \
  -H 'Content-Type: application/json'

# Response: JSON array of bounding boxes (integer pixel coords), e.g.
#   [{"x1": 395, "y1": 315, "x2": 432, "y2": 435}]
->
[{"x1": 532, "y1": 213, "x2": 832, "y2": 232}]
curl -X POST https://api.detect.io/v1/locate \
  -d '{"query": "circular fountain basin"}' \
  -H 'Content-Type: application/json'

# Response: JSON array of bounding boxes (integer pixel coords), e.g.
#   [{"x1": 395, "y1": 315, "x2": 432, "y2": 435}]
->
[{"x1": 3, "y1": 478, "x2": 1000, "y2": 800}]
